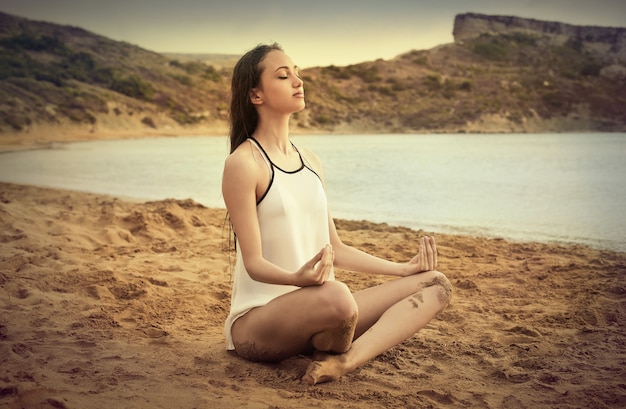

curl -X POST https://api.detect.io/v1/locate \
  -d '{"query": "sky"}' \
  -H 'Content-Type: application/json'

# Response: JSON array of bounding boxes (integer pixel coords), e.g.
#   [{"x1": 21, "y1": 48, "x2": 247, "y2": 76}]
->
[{"x1": 0, "y1": 0, "x2": 624, "y2": 68}]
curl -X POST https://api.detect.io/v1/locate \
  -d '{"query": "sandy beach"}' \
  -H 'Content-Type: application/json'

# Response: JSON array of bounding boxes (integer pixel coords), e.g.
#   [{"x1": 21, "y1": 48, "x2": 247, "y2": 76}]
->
[{"x1": 0, "y1": 181, "x2": 625, "y2": 408}]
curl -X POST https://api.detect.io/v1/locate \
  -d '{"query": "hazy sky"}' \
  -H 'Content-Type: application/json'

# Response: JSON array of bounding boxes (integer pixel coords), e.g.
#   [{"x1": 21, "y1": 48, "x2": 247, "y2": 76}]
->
[{"x1": 0, "y1": 0, "x2": 624, "y2": 67}]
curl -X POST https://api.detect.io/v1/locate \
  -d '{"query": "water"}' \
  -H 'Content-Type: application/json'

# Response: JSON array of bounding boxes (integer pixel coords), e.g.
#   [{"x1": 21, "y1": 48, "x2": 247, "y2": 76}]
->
[
  {"x1": 0, "y1": 133, "x2": 624, "y2": 252},
  {"x1": 299, "y1": 134, "x2": 626, "y2": 252}
]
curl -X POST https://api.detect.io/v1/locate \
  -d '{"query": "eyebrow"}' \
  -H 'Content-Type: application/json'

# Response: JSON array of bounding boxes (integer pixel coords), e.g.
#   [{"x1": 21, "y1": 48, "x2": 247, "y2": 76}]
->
[{"x1": 274, "y1": 65, "x2": 299, "y2": 72}]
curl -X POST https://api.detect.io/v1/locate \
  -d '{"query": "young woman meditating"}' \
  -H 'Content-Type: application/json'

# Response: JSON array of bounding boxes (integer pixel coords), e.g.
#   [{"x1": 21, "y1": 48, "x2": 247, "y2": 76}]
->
[{"x1": 222, "y1": 43, "x2": 452, "y2": 385}]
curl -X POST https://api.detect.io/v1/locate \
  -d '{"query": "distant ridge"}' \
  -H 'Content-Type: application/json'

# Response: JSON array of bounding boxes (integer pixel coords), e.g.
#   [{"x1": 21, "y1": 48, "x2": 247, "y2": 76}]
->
[
  {"x1": 454, "y1": 13, "x2": 626, "y2": 62},
  {"x1": 0, "y1": 10, "x2": 625, "y2": 147},
  {"x1": 162, "y1": 53, "x2": 239, "y2": 69}
]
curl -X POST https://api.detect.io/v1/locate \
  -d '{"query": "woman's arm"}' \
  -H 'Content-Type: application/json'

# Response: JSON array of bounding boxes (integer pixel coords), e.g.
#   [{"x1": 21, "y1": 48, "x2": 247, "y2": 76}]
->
[
  {"x1": 222, "y1": 147, "x2": 333, "y2": 286},
  {"x1": 300, "y1": 146, "x2": 437, "y2": 277},
  {"x1": 328, "y1": 214, "x2": 437, "y2": 276},
  {"x1": 328, "y1": 215, "x2": 407, "y2": 276}
]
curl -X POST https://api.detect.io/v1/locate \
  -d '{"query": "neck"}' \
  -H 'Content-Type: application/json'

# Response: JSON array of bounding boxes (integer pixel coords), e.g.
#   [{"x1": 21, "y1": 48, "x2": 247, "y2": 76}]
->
[{"x1": 253, "y1": 113, "x2": 292, "y2": 153}]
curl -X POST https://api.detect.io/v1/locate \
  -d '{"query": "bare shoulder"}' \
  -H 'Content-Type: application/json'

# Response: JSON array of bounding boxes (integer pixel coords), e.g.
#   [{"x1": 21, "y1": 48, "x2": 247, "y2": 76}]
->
[
  {"x1": 222, "y1": 141, "x2": 268, "y2": 194},
  {"x1": 224, "y1": 141, "x2": 264, "y2": 175},
  {"x1": 299, "y1": 146, "x2": 324, "y2": 176}
]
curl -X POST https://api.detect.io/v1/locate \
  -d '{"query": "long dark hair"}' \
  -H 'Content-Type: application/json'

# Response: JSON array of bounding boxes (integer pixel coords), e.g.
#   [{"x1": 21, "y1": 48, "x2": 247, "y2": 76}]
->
[{"x1": 229, "y1": 43, "x2": 283, "y2": 154}]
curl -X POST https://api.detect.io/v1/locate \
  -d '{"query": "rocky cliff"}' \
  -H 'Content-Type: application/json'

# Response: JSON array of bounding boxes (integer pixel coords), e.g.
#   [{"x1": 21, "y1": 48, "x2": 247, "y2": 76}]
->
[{"x1": 453, "y1": 13, "x2": 626, "y2": 63}]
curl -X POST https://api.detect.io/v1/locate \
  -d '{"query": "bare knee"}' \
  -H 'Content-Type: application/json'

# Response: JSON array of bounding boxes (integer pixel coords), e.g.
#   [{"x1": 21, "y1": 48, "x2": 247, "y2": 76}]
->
[
  {"x1": 311, "y1": 281, "x2": 357, "y2": 353},
  {"x1": 318, "y1": 281, "x2": 358, "y2": 323},
  {"x1": 423, "y1": 271, "x2": 453, "y2": 309}
]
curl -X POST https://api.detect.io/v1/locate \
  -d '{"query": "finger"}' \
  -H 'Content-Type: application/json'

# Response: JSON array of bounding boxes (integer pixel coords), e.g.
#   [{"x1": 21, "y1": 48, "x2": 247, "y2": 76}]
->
[
  {"x1": 420, "y1": 238, "x2": 426, "y2": 271},
  {"x1": 317, "y1": 246, "x2": 333, "y2": 280},
  {"x1": 430, "y1": 236, "x2": 438, "y2": 269},
  {"x1": 424, "y1": 237, "x2": 434, "y2": 270},
  {"x1": 308, "y1": 248, "x2": 324, "y2": 268},
  {"x1": 326, "y1": 248, "x2": 335, "y2": 280},
  {"x1": 321, "y1": 245, "x2": 332, "y2": 264}
]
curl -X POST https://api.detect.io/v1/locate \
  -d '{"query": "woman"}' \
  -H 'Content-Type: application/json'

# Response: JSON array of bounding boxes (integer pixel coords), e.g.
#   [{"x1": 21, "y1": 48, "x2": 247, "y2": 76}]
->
[{"x1": 222, "y1": 43, "x2": 452, "y2": 385}]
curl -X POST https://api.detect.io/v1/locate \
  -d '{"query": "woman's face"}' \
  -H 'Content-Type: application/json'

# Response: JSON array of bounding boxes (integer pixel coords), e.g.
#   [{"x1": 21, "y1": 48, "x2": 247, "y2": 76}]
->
[{"x1": 253, "y1": 50, "x2": 305, "y2": 114}]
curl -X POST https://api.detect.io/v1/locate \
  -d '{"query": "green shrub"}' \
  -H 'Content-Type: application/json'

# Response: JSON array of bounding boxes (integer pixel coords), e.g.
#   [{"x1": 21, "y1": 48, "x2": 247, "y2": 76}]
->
[
  {"x1": 172, "y1": 74, "x2": 192, "y2": 86},
  {"x1": 0, "y1": 33, "x2": 69, "y2": 55},
  {"x1": 424, "y1": 74, "x2": 442, "y2": 91},
  {"x1": 473, "y1": 42, "x2": 508, "y2": 60},
  {"x1": 542, "y1": 90, "x2": 566, "y2": 111},
  {"x1": 459, "y1": 80, "x2": 472, "y2": 91},
  {"x1": 386, "y1": 77, "x2": 406, "y2": 92},
  {"x1": 565, "y1": 38, "x2": 583, "y2": 52},
  {"x1": 580, "y1": 62, "x2": 602, "y2": 76},
  {"x1": 0, "y1": 51, "x2": 28, "y2": 80},
  {"x1": 442, "y1": 80, "x2": 456, "y2": 99},
  {"x1": 92, "y1": 67, "x2": 115, "y2": 85},
  {"x1": 0, "y1": 45, "x2": 117, "y2": 88},
  {"x1": 0, "y1": 110, "x2": 30, "y2": 130},
  {"x1": 351, "y1": 65, "x2": 381, "y2": 83},
  {"x1": 323, "y1": 65, "x2": 351, "y2": 80},
  {"x1": 314, "y1": 114, "x2": 333, "y2": 125},
  {"x1": 169, "y1": 60, "x2": 184, "y2": 69},
  {"x1": 170, "y1": 109, "x2": 202, "y2": 125},
  {"x1": 34, "y1": 70, "x2": 65, "y2": 87},
  {"x1": 376, "y1": 86, "x2": 394, "y2": 96},
  {"x1": 111, "y1": 75, "x2": 154, "y2": 101},
  {"x1": 472, "y1": 39, "x2": 508, "y2": 60},
  {"x1": 413, "y1": 56, "x2": 428, "y2": 66},
  {"x1": 142, "y1": 116, "x2": 156, "y2": 128},
  {"x1": 202, "y1": 65, "x2": 221, "y2": 82},
  {"x1": 59, "y1": 51, "x2": 96, "y2": 82},
  {"x1": 58, "y1": 104, "x2": 96, "y2": 123},
  {"x1": 502, "y1": 33, "x2": 538, "y2": 47}
]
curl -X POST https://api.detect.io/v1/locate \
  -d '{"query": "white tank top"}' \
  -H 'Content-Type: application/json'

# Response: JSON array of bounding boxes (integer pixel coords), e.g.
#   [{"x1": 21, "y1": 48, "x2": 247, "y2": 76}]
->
[{"x1": 224, "y1": 138, "x2": 334, "y2": 350}]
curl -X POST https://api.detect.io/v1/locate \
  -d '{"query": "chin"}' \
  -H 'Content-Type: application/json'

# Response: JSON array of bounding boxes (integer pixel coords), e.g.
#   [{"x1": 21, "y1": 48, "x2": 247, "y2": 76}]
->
[{"x1": 290, "y1": 105, "x2": 305, "y2": 114}]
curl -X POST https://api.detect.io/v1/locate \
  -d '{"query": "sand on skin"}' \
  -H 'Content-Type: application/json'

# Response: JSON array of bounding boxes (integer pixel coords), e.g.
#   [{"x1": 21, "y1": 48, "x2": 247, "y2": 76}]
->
[{"x1": 0, "y1": 181, "x2": 625, "y2": 409}]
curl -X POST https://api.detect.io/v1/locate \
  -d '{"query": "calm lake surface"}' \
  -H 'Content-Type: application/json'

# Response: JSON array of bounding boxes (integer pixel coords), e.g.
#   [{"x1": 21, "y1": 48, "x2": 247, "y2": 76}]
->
[{"x1": 1, "y1": 133, "x2": 624, "y2": 252}]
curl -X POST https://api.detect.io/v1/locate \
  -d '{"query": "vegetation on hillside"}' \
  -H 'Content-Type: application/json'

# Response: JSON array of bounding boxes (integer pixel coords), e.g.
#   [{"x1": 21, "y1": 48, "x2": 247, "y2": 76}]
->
[
  {"x1": 0, "y1": 12, "x2": 230, "y2": 133},
  {"x1": 0, "y1": 11, "x2": 624, "y2": 135},
  {"x1": 302, "y1": 32, "x2": 626, "y2": 132}
]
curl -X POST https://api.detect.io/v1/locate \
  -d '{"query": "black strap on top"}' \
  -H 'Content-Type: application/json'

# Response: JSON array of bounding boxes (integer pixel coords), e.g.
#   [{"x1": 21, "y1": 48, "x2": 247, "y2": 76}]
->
[{"x1": 248, "y1": 136, "x2": 304, "y2": 174}]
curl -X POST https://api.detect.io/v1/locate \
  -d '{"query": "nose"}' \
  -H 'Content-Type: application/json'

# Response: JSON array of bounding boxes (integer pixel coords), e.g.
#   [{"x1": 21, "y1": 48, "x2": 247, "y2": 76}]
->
[{"x1": 294, "y1": 76, "x2": 303, "y2": 87}]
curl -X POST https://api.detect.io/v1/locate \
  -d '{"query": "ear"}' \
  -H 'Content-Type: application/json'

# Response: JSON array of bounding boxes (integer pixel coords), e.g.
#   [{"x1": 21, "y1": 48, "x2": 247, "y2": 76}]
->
[{"x1": 250, "y1": 89, "x2": 263, "y2": 105}]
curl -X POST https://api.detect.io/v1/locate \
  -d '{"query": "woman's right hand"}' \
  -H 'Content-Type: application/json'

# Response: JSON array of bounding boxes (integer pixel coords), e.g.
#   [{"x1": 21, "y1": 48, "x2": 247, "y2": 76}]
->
[{"x1": 294, "y1": 245, "x2": 334, "y2": 287}]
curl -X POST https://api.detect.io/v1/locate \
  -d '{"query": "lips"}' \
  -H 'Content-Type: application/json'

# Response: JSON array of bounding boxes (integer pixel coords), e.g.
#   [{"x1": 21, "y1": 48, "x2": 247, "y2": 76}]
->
[{"x1": 293, "y1": 90, "x2": 305, "y2": 98}]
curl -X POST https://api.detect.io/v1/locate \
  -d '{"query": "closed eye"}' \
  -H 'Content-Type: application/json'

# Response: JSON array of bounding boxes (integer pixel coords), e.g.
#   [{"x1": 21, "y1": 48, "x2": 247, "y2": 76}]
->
[{"x1": 275, "y1": 65, "x2": 301, "y2": 80}]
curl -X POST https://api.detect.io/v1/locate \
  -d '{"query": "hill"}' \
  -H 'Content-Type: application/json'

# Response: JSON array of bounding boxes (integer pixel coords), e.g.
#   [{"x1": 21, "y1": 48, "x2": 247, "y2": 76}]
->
[
  {"x1": 0, "y1": 11, "x2": 625, "y2": 148},
  {"x1": 161, "y1": 53, "x2": 240, "y2": 70},
  {"x1": 298, "y1": 13, "x2": 626, "y2": 133},
  {"x1": 0, "y1": 11, "x2": 231, "y2": 144}
]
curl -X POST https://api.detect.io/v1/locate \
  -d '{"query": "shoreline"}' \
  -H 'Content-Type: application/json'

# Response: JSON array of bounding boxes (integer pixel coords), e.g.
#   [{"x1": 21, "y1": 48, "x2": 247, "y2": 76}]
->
[
  {"x1": 2, "y1": 125, "x2": 624, "y2": 154},
  {"x1": 1, "y1": 181, "x2": 625, "y2": 408},
  {"x1": 0, "y1": 126, "x2": 229, "y2": 153},
  {"x1": 2, "y1": 177, "x2": 623, "y2": 254},
  {"x1": 2, "y1": 129, "x2": 625, "y2": 254}
]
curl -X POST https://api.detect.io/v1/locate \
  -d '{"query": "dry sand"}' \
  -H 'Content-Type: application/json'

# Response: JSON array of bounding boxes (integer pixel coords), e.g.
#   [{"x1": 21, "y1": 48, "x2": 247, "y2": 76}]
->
[{"x1": 0, "y1": 181, "x2": 625, "y2": 409}]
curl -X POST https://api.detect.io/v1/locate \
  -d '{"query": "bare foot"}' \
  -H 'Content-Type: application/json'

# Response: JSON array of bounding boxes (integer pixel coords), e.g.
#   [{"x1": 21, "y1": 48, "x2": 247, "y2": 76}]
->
[{"x1": 302, "y1": 352, "x2": 348, "y2": 385}]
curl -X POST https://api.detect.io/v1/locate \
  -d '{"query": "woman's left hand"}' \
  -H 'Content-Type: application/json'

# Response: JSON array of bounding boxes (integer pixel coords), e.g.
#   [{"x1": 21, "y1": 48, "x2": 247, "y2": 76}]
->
[{"x1": 406, "y1": 236, "x2": 438, "y2": 275}]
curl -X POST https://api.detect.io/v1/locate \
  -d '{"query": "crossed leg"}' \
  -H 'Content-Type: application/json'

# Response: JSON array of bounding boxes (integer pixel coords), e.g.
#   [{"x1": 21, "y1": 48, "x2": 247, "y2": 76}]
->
[
  {"x1": 230, "y1": 280, "x2": 359, "y2": 363},
  {"x1": 302, "y1": 270, "x2": 452, "y2": 385},
  {"x1": 230, "y1": 270, "x2": 452, "y2": 384}
]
